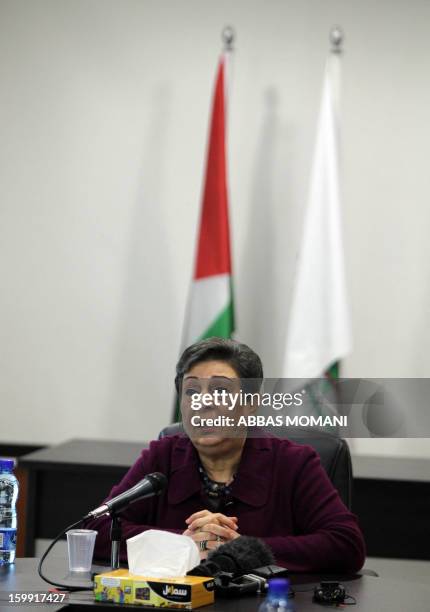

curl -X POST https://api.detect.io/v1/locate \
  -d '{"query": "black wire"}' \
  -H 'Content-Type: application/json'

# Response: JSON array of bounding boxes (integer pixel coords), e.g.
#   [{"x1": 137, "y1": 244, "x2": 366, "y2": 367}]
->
[{"x1": 37, "y1": 518, "x2": 94, "y2": 592}]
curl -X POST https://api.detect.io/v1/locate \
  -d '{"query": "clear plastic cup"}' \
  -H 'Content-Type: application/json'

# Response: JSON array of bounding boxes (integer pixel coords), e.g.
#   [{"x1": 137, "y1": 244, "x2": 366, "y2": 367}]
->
[{"x1": 66, "y1": 529, "x2": 97, "y2": 572}]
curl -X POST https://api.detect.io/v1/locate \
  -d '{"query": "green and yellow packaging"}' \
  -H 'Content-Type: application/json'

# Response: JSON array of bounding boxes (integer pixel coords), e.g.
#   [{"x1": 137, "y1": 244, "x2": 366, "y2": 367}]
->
[{"x1": 94, "y1": 569, "x2": 215, "y2": 609}]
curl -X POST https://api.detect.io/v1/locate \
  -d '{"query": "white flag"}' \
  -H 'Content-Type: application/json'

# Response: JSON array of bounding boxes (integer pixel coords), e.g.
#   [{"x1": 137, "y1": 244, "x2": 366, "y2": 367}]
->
[{"x1": 284, "y1": 54, "x2": 352, "y2": 379}]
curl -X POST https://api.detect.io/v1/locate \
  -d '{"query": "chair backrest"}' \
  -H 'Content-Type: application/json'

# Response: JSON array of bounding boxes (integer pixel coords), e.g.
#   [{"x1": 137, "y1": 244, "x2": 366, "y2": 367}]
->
[{"x1": 158, "y1": 423, "x2": 352, "y2": 509}]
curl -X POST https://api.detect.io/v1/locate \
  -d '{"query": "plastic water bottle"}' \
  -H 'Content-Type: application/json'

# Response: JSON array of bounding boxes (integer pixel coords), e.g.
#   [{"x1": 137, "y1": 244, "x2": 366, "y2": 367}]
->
[
  {"x1": 0, "y1": 458, "x2": 19, "y2": 565},
  {"x1": 258, "y1": 578, "x2": 294, "y2": 611}
]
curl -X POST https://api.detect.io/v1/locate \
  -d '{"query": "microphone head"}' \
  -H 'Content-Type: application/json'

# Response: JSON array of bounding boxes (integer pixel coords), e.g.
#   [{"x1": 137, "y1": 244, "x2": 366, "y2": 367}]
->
[
  {"x1": 187, "y1": 560, "x2": 225, "y2": 578},
  {"x1": 207, "y1": 536, "x2": 275, "y2": 574},
  {"x1": 187, "y1": 536, "x2": 275, "y2": 578},
  {"x1": 146, "y1": 472, "x2": 168, "y2": 494}
]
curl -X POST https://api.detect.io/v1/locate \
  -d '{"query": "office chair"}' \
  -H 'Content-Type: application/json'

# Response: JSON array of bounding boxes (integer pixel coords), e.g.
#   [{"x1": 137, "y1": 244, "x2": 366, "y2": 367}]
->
[{"x1": 159, "y1": 422, "x2": 352, "y2": 510}]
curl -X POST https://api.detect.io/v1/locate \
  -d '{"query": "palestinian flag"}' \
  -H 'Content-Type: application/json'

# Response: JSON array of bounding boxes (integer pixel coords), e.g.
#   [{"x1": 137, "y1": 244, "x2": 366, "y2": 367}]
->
[
  {"x1": 174, "y1": 55, "x2": 234, "y2": 421},
  {"x1": 183, "y1": 55, "x2": 234, "y2": 345}
]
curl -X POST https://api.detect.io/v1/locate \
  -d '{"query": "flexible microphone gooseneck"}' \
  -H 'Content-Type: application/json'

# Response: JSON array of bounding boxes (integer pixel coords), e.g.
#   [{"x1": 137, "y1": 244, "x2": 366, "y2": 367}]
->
[{"x1": 84, "y1": 472, "x2": 168, "y2": 519}]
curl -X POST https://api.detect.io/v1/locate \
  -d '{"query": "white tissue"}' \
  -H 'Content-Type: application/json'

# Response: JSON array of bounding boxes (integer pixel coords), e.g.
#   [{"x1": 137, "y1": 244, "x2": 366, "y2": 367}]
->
[{"x1": 126, "y1": 530, "x2": 200, "y2": 578}]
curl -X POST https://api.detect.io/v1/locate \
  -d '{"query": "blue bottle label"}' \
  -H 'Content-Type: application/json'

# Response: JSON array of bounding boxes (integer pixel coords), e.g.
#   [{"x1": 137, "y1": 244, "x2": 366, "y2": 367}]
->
[{"x1": 0, "y1": 528, "x2": 17, "y2": 550}]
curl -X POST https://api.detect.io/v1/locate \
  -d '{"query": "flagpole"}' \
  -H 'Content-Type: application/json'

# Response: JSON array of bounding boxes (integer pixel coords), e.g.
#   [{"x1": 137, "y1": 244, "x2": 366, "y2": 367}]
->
[
  {"x1": 328, "y1": 25, "x2": 353, "y2": 442},
  {"x1": 328, "y1": 26, "x2": 343, "y2": 121},
  {"x1": 221, "y1": 26, "x2": 235, "y2": 108},
  {"x1": 220, "y1": 24, "x2": 236, "y2": 338}
]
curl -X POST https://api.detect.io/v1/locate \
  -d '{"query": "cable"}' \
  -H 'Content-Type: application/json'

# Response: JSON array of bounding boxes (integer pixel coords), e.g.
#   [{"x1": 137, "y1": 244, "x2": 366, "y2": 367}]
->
[{"x1": 37, "y1": 518, "x2": 94, "y2": 592}]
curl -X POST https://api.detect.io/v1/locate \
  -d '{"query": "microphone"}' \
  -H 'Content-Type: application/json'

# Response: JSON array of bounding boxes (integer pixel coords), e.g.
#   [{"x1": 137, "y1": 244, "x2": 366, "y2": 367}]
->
[
  {"x1": 84, "y1": 472, "x2": 167, "y2": 519},
  {"x1": 188, "y1": 536, "x2": 275, "y2": 577}
]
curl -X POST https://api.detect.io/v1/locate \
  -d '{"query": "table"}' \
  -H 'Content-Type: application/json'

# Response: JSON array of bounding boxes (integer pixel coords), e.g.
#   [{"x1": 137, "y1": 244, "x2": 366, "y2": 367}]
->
[
  {"x1": 351, "y1": 454, "x2": 430, "y2": 559},
  {"x1": 2, "y1": 558, "x2": 430, "y2": 611}
]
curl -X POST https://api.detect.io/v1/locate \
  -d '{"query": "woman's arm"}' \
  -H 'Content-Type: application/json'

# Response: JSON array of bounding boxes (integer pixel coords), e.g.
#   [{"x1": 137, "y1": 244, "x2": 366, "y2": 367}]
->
[{"x1": 262, "y1": 448, "x2": 365, "y2": 573}]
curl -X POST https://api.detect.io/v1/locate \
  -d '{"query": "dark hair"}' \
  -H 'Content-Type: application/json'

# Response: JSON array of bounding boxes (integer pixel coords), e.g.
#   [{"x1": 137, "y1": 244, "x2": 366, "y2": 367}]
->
[{"x1": 175, "y1": 337, "x2": 263, "y2": 394}]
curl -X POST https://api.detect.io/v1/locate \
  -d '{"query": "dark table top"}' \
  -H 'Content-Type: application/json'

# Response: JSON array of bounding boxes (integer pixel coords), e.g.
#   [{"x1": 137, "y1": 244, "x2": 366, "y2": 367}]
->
[
  {"x1": 352, "y1": 453, "x2": 430, "y2": 482},
  {"x1": 18, "y1": 438, "x2": 430, "y2": 484},
  {"x1": 1, "y1": 558, "x2": 430, "y2": 612},
  {"x1": 18, "y1": 440, "x2": 147, "y2": 473}
]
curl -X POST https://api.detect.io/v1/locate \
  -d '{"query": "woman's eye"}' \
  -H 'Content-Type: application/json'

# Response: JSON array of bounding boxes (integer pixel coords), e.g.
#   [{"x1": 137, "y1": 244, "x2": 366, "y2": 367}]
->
[{"x1": 185, "y1": 388, "x2": 198, "y2": 396}]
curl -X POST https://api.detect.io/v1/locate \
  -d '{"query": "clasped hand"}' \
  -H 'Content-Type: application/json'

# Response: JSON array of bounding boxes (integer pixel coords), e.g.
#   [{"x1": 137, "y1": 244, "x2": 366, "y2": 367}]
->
[{"x1": 182, "y1": 510, "x2": 240, "y2": 559}]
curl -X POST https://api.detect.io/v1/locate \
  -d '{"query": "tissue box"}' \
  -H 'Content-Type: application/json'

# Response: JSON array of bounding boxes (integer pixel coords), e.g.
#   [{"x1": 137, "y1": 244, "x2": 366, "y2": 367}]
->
[{"x1": 94, "y1": 569, "x2": 215, "y2": 609}]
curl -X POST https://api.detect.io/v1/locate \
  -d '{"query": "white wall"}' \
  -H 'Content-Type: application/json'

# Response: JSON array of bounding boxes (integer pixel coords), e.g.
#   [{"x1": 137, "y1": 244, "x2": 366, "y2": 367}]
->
[{"x1": 1, "y1": 0, "x2": 429, "y2": 451}]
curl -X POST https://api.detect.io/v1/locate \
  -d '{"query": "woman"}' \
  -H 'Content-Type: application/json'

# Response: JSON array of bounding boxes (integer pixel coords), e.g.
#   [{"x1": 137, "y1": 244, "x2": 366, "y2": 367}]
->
[{"x1": 88, "y1": 338, "x2": 365, "y2": 572}]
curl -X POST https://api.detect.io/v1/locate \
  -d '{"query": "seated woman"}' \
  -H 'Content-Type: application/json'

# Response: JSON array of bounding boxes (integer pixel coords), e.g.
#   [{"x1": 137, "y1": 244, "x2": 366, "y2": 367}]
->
[{"x1": 87, "y1": 337, "x2": 365, "y2": 573}]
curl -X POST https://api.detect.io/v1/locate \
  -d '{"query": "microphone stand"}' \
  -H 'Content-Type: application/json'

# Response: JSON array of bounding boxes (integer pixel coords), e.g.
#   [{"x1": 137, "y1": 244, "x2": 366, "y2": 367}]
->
[{"x1": 110, "y1": 512, "x2": 122, "y2": 570}]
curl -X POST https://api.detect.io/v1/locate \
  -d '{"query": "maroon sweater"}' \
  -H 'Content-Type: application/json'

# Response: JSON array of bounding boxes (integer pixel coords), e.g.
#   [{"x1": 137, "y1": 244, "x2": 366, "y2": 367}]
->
[{"x1": 87, "y1": 434, "x2": 365, "y2": 573}]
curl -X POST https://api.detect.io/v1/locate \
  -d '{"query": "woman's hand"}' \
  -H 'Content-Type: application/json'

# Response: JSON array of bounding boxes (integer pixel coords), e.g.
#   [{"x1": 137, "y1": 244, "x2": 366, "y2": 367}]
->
[
  {"x1": 183, "y1": 510, "x2": 240, "y2": 559},
  {"x1": 185, "y1": 510, "x2": 238, "y2": 532}
]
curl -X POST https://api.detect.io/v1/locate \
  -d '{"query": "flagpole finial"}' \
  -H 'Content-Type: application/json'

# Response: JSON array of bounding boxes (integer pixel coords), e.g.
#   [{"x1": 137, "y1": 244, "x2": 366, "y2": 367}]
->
[
  {"x1": 222, "y1": 25, "x2": 235, "y2": 51},
  {"x1": 330, "y1": 25, "x2": 344, "y2": 54}
]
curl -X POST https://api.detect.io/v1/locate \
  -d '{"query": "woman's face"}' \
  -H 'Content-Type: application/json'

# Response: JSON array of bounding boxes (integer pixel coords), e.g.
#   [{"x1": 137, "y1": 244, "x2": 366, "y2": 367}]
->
[{"x1": 181, "y1": 359, "x2": 249, "y2": 456}]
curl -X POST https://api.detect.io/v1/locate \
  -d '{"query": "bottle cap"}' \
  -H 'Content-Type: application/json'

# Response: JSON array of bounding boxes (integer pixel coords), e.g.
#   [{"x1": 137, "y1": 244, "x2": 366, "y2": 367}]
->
[
  {"x1": 267, "y1": 577, "x2": 290, "y2": 600},
  {"x1": 0, "y1": 458, "x2": 15, "y2": 471}
]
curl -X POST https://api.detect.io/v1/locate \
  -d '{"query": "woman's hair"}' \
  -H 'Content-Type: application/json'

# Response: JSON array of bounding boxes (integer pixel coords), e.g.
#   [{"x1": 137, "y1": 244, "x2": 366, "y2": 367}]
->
[{"x1": 175, "y1": 337, "x2": 263, "y2": 394}]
